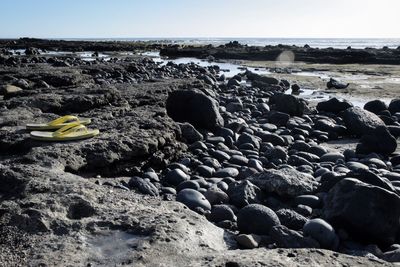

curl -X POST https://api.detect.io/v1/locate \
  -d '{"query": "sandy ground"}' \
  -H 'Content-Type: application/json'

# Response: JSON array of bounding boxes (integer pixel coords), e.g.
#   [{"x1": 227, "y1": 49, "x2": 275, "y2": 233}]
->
[{"x1": 241, "y1": 60, "x2": 400, "y2": 105}]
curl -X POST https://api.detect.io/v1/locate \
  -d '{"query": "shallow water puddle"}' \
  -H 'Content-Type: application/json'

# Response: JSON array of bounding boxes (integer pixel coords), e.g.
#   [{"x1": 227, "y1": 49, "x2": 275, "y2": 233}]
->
[{"x1": 83, "y1": 230, "x2": 148, "y2": 265}]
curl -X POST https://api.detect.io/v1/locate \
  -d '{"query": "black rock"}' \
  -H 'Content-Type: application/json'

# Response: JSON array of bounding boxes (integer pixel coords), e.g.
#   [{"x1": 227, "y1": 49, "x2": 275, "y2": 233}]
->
[
  {"x1": 359, "y1": 126, "x2": 397, "y2": 154},
  {"x1": 389, "y1": 99, "x2": 400, "y2": 114},
  {"x1": 208, "y1": 204, "x2": 236, "y2": 223},
  {"x1": 237, "y1": 204, "x2": 280, "y2": 235},
  {"x1": 272, "y1": 94, "x2": 306, "y2": 116},
  {"x1": 342, "y1": 107, "x2": 385, "y2": 136},
  {"x1": 294, "y1": 195, "x2": 321, "y2": 209},
  {"x1": 327, "y1": 78, "x2": 349, "y2": 89},
  {"x1": 176, "y1": 180, "x2": 200, "y2": 192},
  {"x1": 178, "y1": 122, "x2": 203, "y2": 144},
  {"x1": 166, "y1": 89, "x2": 224, "y2": 130},
  {"x1": 227, "y1": 180, "x2": 264, "y2": 208},
  {"x1": 268, "y1": 111, "x2": 290, "y2": 126},
  {"x1": 128, "y1": 176, "x2": 159, "y2": 196},
  {"x1": 316, "y1": 98, "x2": 353, "y2": 114},
  {"x1": 176, "y1": 189, "x2": 211, "y2": 211},
  {"x1": 364, "y1": 100, "x2": 388, "y2": 114},
  {"x1": 291, "y1": 84, "x2": 300, "y2": 93},
  {"x1": 276, "y1": 208, "x2": 308, "y2": 230},
  {"x1": 164, "y1": 169, "x2": 190, "y2": 186},
  {"x1": 324, "y1": 178, "x2": 400, "y2": 246},
  {"x1": 303, "y1": 218, "x2": 338, "y2": 249},
  {"x1": 270, "y1": 225, "x2": 320, "y2": 248}
]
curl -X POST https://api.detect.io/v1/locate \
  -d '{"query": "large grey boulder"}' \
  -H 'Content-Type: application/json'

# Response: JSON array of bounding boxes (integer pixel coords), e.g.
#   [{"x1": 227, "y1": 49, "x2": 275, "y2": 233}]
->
[
  {"x1": 249, "y1": 167, "x2": 318, "y2": 197},
  {"x1": 166, "y1": 89, "x2": 224, "y2": 130},
  {"x1": 342, "y1": 107, "x2": 385, "y2": 136},
  {"x1": 324, "y1": 178, "x2": 400, "y2": 246}
]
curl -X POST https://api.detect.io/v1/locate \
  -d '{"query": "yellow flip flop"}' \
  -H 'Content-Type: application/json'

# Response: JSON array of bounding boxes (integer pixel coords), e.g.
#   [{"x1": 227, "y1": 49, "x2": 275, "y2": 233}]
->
[
  {"x1": 26, "y1": 115, "x2": 91, "y2": 131},
  {"x1": 30, "y1": 122, "x2": 99, "y2": 141}
]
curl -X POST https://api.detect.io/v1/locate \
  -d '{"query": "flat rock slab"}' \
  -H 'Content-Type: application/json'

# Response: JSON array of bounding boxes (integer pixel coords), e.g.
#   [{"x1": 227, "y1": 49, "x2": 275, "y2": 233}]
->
[{"x1": 249, "y1": 167, "x2": 319, "y2": 197}]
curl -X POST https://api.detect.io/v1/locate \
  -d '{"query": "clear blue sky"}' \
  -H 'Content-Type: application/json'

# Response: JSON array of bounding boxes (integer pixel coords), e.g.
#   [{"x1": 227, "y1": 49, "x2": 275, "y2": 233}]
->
[{"x1": 1, "y1": 0, "x2": 400, "y2": 38}]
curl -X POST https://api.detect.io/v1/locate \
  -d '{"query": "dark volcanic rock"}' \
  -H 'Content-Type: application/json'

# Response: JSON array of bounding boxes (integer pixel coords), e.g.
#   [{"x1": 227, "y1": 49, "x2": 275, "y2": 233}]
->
[
  {"x1": 364, "y1": 100, "x2": 388, "y2": 114},
  {"x1": 128, "y1": 176, "x2": 159, "y2": 196},
  {"x1": 270, "y1": 225, "x2": 319, "y2": 248},
  {"x1": 342, "y1": 107, "x2": 385, "y2": 136},
  {"x1": 276, "y1": 209, "x2": 308, "y2": 230},
  {"x1": 324, "y1": 178, "x2": 400, "y2": 246},
  {"x1": 227, "y1": 180, "x2": 265, "y2": 208},
  {"x1": 316, "y1": 98, "x2": 353, "y2": 114},
  {"x1": 303, "y1": 218, "x2": 338, "y2": 249},
  {"x1": 249, "y1": 167, "x2": 318, "y2": 197},
  {"x1": 327, "y1": 78, "x2": 349, "y2": 89},
  {"x1": 237, "y1": 204, "x2": 280, "y2": 235},
  {"x1": 176, "y1": 189, "x2": 211, "y2": 211},
  {"x1": 389, "y1": 99, "x2": 400, "y2": 114},
  {"x1": 166, "y1": 89, "x2": 224, "y2": 130},
  {"x1": 272, "y1": 94, "x2": 306, "y2": 116},
  {"x1": 359, "y1": 126, "x2": 397, "y2": 154}
]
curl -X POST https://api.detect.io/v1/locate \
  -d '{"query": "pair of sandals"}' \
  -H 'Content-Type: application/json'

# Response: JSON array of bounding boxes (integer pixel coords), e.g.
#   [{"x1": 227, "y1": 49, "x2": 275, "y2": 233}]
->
[{"x1": 27, "y1": 115, "x2": 99, "y2": 141}]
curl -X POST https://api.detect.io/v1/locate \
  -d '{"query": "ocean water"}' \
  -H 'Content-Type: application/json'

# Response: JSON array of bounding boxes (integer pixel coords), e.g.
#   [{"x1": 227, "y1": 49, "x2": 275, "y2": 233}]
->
[{"x1": 63, "y1": 38, "x2": 400, "y2": 49}]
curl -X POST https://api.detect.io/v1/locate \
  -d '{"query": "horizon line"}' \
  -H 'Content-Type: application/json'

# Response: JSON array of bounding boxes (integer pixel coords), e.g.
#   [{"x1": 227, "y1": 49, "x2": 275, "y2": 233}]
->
[{"x1": 1, "y1": 36, "x2": 400, "y2": 40}]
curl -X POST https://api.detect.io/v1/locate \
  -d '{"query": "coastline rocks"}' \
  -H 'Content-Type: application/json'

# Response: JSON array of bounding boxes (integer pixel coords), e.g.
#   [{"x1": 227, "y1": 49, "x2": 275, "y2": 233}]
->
[
  {"x1": 176, "y1": 189, "x2": 211, "y2": 211},
  {"x1": 359, "y1": 126, "x2": 397, "y2": 154},
  {"x1": 178, "y1": 122, "x2": 203, "y2": 144},
  {"x1": 324, "y1": 178, "x2": 400, "y2": 246},
  {"x1": 227, "y1": 180, "x2": 264, "y2": 208},
  {"x1": 235, "y1": 234, "x2": 262, "y2": 249},
  {"x1": 128, "y1": 176, "x2": 159, "y2": 196},
  {"x1": 270, "y1": 225, "x2": 320, "y2": 248},
  {"x1": 364, "y1": 100, "x2": 388, "y2": 114},
  {"x1": 237, "y1": 204, "x2": 280, "y2": 235},
  {"x1": 316, "y1": 98, "x2": 353, "y2": 114},
  {"x1": 342, "y1": 107, "x2": 385, "y2": 136},
  {"x1": 166, "y1": 89, "x2": 224, "y2": 130},
  {"x1": 303, "y1": 218, "x2": 338, "y2": 249},
  {"x1": 164, "y1": 169, "x2": 190, "y2": 186},
  {"x1": 327, "y1": 78, "x2": 349, "y2": 89},
  {"x1": 276, "y1": 209, "x2": 308, "y2": 230},
  {"x1": 389, "y1": 99, "x2": 400, "y2": 114},
  {"x1": 245, "y1": 70, "x2": 279, "y2": 85},
  {"x1": 0, "y1": 84, "x2": 23, "y2": 96},
  {"x1": 208, "y1": 204, "x2": 236, "y2": 223},
  {"x1": 272, "y1": 94, "x2": 306, "y2": 116},
  {"x1": 249, "y1": 167, "x2": 318, "y2": 197}
]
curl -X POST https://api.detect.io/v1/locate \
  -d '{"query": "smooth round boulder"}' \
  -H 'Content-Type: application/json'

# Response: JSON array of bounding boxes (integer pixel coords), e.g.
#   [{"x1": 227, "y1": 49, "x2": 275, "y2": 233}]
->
[
  {"x1": 237, "y1": 204, "x2": 280, "y2": 235},
  {"x1": 208, "y1": 204, "x2": 236, "y2": 223},
  {"x1": 364, "y1": 100, "x2": 388, "y2": 115},
  {"x1": 389, "y1": 99, "x2": 400, "y2": 114},
  {"x1": 320, "y1": 152, "x2": 345, "y2": 163},
  {"x1": 176, "y1": 180, "x2": 200, "y2": 192},
  {"x1": 164, "y1": 169, "x2": 189, "y2": 186},
  {"x1": 176, "y1": 189, "x2": 211, "y2": 211},
  {"x1": 303, "y1": 218, "x2": 338, "y2": 249},
  {"x1": 294, "y1": 195, "x2": 321, "y2": 209}
]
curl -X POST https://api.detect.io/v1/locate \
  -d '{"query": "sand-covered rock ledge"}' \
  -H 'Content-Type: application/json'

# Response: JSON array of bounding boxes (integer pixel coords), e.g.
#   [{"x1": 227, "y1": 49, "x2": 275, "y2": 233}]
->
[{"x1": 0, "y1": 39, "x2": 399, "y2": 266}]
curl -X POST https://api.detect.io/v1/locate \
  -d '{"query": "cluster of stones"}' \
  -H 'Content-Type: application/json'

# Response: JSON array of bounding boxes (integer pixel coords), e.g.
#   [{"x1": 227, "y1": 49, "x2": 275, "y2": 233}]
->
[{"x1": 128, "y1": 68, "x2": 400, "y2": 262}]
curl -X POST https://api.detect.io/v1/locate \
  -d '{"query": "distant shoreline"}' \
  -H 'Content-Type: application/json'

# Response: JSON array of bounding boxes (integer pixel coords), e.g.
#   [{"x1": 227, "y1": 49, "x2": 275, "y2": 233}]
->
[{"x1": 1, "y1": 37, "x2": 400, "y2": 49}]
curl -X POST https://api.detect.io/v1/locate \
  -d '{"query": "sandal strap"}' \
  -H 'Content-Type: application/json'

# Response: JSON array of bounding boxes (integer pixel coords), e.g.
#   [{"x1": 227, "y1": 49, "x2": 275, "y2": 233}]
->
[
  {"x1": 48, "y1": 115, "x2": 79, "y2": 126},
  {"x1": 52, "y1": 122, "x2": 88, "y2": 137}
]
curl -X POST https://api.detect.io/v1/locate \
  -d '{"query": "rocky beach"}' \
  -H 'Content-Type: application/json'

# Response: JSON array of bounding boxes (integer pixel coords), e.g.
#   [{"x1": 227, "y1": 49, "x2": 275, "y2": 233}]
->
[{"x1": 1, "y1": 38, "x2": 400, "y2": 266}]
